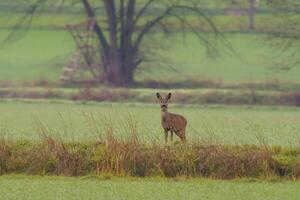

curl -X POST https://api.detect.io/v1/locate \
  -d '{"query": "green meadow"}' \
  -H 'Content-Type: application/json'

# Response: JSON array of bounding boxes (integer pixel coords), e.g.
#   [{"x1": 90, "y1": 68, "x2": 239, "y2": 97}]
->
[
  {"x1": 0, "y1": 100, "x2": 299, "y2": 147},
  {"x1": 0, "y1": 175, "x2": 299, "y2": 200}
]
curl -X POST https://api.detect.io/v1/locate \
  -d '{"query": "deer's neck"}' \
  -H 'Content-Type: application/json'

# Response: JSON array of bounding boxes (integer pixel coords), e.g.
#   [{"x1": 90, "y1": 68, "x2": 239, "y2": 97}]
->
[{"x1": 161, "y1": 109, "x2": 169, "y2": 118}]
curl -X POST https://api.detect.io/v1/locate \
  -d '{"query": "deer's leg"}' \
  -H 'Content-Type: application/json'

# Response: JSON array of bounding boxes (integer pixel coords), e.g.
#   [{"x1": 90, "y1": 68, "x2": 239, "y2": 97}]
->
[
  {"x1": 176, "y1": 130, "x2": 186, "y2": 143},
  {"x1": 181, "y1": 130, "x2": 186, "y2": 143},
  {"x1": 181, "y1": 134, "x2": 186, "y2": 143},
  {"x1": 164, "y1": 129, "x2": 168, "y2": 144},
  {"x1": 170, "y1": 131, "x2": 174, "y2": 142}
]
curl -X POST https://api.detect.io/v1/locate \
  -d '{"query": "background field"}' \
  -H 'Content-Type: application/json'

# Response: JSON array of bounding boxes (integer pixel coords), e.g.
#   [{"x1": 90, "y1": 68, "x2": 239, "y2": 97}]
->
[
  {"x1": 1, "y1": 29, "x2": 300, "y2": 83},
  {"x1": 1, "y1": 175, "x2": 299, "y2": 200},
  {"x1": 0, "y1": 100, "x2": 299, "y2": 147},
  {"x1": 0, "y1": 0, "x2": 300, "y2": 85}
]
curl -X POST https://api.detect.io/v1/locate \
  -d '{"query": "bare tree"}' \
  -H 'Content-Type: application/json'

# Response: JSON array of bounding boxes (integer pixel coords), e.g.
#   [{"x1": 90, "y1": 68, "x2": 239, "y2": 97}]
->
[{"x1": 7, "y1": 0, "x2": 225, "y2": 86}]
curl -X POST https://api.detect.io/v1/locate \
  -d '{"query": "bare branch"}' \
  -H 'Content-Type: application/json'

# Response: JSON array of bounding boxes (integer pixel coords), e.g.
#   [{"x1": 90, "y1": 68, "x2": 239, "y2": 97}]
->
[
  {"x1": 133, "y1": 3, "x2": 229, "y2": 56},
  {"x1": 1, "y1": 0, "x2": 46, "y2": 46},
  {"x1": 172, "y1": 13, "x2": 221, "y2": 58},
  {"x1": 134, "y1": 0, "x2": 155, "y2": 25},
  {"x1": 134, "y1": 6, "x2": 173, "y2": 49},
  {"x1": 119, "y1": 0, "x2": 125, "y2": 41},
  {"x1": 125, "y1": 0, "x2": 135, "y2": 35},
  {"x1": 81, "y1": 0, "x2": 110, "y2": 58},
  {"x1": 262, "y1": 0, "x2": 300, "y2": 71},
  {"x1": 104, "y1": 0, "x2": 118, "y2": 48}
]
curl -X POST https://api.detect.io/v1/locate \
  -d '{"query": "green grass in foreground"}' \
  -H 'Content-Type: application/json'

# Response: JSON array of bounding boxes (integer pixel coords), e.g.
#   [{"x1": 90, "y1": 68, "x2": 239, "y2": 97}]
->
[
  {"x1": 0, "y1": 175, "x2": 299, "y2": 200},
  {"x1": 0, "y1": 100, "x2": 299, "y2": 146},
  {"x1": 0, "y1": 29, "x2": 300, "y2": 83}
]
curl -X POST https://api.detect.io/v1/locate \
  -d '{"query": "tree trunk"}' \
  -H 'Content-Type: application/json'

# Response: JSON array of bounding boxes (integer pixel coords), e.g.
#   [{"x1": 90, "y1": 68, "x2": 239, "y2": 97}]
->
[
  {"x1": 248, "y1": 0, "x2": 256, "y2": 31},
  {"x1": 105, "y1": 50, "x2": 136, "y2": 86},
  {"x1": 122, "y1": 58, "x2": 136, "y2": 86}
]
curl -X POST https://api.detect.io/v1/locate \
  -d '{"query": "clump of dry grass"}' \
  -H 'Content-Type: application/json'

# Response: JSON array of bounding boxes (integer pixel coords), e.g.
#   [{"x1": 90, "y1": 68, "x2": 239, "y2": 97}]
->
[
  {"x1": 33, "y1": 137, "x2": 91, "y2": 176},
  {"x1": 0, "y1": 137, "x2": 11, "y2": 174}
]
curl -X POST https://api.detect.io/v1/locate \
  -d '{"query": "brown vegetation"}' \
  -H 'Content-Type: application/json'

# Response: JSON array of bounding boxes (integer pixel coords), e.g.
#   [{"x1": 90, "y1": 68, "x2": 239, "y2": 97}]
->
[
  {"x1": 71, "y1": 88, "x2": 300, "y2": 106},
  {"x1": 0, "y1": 136, "x2": 299, "y2": 179},
  {"x1": 1, "y1": 86, "x2": 300, "y2": 107},
  {"x1": 1, "y1": 78, "x2": 300, "y2": 106}
]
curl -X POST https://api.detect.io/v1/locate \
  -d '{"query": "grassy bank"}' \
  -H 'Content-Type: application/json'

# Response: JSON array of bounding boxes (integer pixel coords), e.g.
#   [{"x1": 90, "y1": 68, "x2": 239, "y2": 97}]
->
[
  {"x1": 1, "y1": 175, "x2": 299, "y2": 200},
  {"x1": 0, "y1": 136, "x2": 299, "y2": 179}
]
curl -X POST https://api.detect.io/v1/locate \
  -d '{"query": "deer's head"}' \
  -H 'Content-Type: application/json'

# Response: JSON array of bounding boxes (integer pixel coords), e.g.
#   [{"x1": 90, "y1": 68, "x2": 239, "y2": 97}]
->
[{"x1": 156, "y1": 92, "x2": 172, "y2": 111}]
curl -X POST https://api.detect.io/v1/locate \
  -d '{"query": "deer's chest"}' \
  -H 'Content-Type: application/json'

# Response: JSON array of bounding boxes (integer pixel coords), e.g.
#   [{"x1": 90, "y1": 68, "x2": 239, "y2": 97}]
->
[{"x1": 161, "y1": 116, "x2": 173, "y2": 130}]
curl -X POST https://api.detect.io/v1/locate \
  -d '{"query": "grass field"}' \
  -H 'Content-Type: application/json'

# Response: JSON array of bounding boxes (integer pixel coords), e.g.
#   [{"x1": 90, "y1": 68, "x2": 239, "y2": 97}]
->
[
  {"x1": 0, "y1": 100, "x2": 299, "y2": 146},
  {"x1": 0, "y1": 2, "x2": 299, "y2": 197},
  {"x1": 0, "y1": 175, "x2": 299, "y2": 200},
  {"x1": 0, "y1": 30, "x2": 74, "y2": 82},
  {"x1": 1, "y1": 29, "x2": 300, "y2": 83}
]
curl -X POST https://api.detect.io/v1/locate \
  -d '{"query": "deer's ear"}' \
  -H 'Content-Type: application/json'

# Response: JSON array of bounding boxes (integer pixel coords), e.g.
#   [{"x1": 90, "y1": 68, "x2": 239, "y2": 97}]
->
[
  {"x1": 167, "y1": 93, "x2": 172, "y2": 100},
  {"x1": 156, "y1": 93, "x2": 162, "y2": 100}
]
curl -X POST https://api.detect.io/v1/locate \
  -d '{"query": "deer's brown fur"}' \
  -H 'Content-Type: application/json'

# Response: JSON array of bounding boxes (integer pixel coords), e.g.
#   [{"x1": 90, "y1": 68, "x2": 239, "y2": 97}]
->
[{"x1": 156, "y1": 92, "x2": 187, "y2": 143}]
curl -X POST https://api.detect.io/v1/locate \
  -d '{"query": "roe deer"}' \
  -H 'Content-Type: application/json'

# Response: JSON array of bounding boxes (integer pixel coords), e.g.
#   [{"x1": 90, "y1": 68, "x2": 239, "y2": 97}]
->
[{"x1": 156, "y1": 92, "x2": 187, "y2": 143}]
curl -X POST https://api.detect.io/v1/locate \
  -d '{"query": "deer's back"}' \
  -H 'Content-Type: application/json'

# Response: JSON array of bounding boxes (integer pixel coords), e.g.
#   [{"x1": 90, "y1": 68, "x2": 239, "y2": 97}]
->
[{"x1": 162, "y1": 112, "x2": 187, "y2": 131}]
